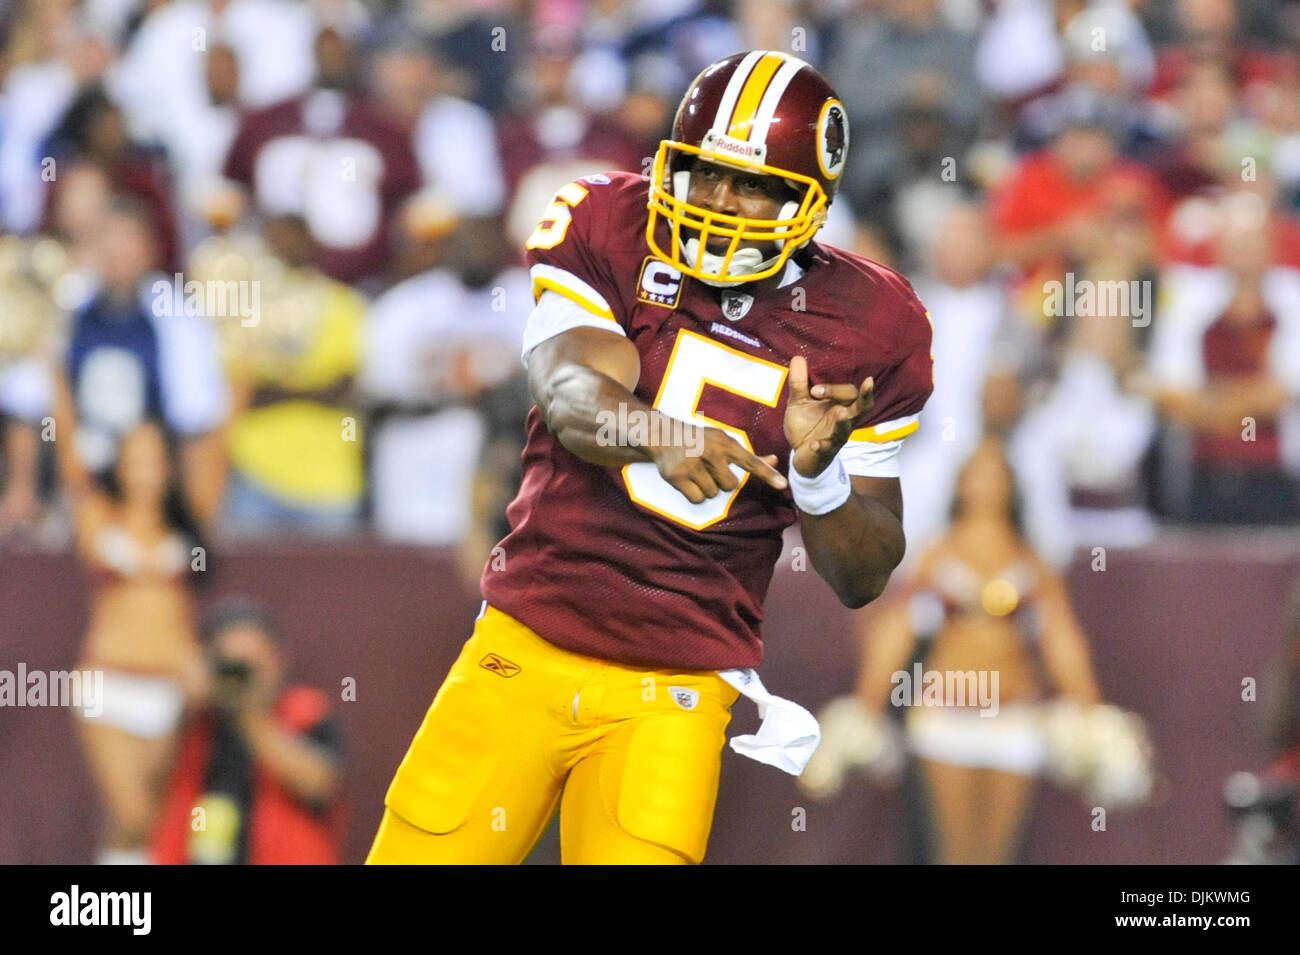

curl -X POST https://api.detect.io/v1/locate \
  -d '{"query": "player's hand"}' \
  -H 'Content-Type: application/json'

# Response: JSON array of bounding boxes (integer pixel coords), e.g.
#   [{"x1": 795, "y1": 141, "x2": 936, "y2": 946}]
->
[
  {"x1": 784, "y1": 355, "x2": 874, "y2": 478},
  {"x1": 650, "y1": 418, "x2": 788, "y2": 504}
]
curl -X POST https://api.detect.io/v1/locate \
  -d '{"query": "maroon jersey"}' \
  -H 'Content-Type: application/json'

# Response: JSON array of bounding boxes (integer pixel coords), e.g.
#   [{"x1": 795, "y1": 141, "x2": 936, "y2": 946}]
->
[
  {"x1": 497, "y1": 109, "x2": 646, "y2": 198},
  {"x1": 223, "y1": 91, "x2": 420, "y2": 283},
  {"x1": 481, "y1": 172, "x2": 933, "y2": 669},
  {"x1": 1197, "y1": 309, "x2": 1281, "y2": 466}
]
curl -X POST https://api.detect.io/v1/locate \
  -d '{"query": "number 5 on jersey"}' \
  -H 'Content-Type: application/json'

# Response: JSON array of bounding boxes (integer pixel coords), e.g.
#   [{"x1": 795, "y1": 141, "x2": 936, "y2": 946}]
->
[
  {"x1": 526, "y1": 182, "x2": 590, "y2": 250},
  {"x1": 624, "y1": 330, "x2": 787, "y2": 530}
]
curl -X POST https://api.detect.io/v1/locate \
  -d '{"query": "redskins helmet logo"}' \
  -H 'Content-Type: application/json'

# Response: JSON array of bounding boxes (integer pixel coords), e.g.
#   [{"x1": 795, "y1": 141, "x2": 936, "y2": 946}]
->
[{"x1": 817, "y1": 100, "x2": 848, "y2": 179}]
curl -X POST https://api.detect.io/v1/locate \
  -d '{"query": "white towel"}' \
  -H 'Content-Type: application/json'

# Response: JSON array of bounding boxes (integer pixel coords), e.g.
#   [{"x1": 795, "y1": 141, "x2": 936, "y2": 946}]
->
[{"x1": 719, "y1": 668, "x2": 822, "y2": 776}]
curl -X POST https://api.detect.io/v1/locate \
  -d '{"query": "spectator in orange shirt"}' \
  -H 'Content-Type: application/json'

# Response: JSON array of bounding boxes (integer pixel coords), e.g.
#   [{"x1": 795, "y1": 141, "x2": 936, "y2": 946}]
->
[{"x1": 992, "y1": 93, "x2": 1167, "y2": 280}]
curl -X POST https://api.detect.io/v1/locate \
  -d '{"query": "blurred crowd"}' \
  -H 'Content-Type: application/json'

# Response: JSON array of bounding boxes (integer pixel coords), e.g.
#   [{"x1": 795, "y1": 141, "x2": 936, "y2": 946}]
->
[{"x1": 1, "y1": 0, "x2": 1300, "y2": 573}]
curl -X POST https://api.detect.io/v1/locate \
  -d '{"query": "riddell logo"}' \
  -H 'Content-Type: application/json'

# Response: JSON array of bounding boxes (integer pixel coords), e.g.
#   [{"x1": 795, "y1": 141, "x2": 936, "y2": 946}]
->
[
  {"x1": 700, "y1": 131, "x2": 767, "y2": 166},
  {"x1": 710, "y1": 136, "x2": 759, "y2": 160},
  {"x1": 479, "y1": 653, "x2": 522, "y2": 678}
]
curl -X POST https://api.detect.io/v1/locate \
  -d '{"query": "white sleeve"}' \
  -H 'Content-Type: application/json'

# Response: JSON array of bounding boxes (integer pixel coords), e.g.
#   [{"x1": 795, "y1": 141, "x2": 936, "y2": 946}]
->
[
  {"x1": 1265, "y1": 269, "x2": 1300, "y2": 396},
  {"x1": 362, "y1": 279, "x2": 440, "y2": 403},
  {"x1": 0, "y1": 357, "x2": 52, "y2": 422},
  {"x1": 1146, "y1": 266, "x2": 1230, "y2": 391},
  {"x1": 975, "y1": 0, "x2": 1064, "y2": 99},
  {"x1": 520, "y1": 280, "x2": 625, "y2": 370},
  {"x1": 835, "y1": 413, "x2": 921, "y2": 479},
  {"x1": 361, "y1": 294, "x2": 407, "y2": 402},
  {"x1": 0, "y1": 62, "x2": 79, "y2": 233},
  {"x1": 416, "y1": 97, "x2": 506, "y2": 218},
  {"x1": 1009, "y1": 408, "x2": 1076, "y2": 570},
  {"x1": 1272, "y1": 319, "x2": 1300, "y2": 397},
  {"x1": 152, "y1": 310, "x2": 230, "y2": 436}
]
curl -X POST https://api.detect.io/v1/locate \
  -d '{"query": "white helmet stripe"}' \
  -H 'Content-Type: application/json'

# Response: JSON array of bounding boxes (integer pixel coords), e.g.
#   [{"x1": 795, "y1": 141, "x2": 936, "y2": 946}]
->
[
  {"x1": 749, "y1": 55, "x2": 808, "y2": 145},
  {"x1": 711, "y1": 50, "x2": 768, "y2": 135}
]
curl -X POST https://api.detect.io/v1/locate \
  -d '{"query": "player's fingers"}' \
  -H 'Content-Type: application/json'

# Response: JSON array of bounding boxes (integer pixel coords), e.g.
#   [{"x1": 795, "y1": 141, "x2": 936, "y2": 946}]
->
[
  {"x1": 702, "y1": 454, "x2": 742, "y2": 493},
  {"x1": 837, "y1": 405, "x2": 870, "y2": 436},
  {"x1": 690, "y1": 464, "x2": 721, "y2": 499},
  {"x1": 851, "y1": 376, "x2": 876, "y2": 415},
  {"x1": 811, "y1": 409, "x2": 848, "y2": 447},
  {"x1": 787, "y1": 354, "x2": 810, "y2": 401},
  {"x1": 729, "y1": 445, "x2": 789, "y2": 490},
  {"x1": 669, "y1": 475, "x2": 706, "y2": 505},
  {"x1": 810, "y1": 381, "x2": 862, "y2": 404}
]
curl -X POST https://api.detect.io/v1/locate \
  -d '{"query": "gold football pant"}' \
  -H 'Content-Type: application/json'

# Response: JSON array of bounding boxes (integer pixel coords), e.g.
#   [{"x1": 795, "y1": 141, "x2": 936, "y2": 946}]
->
[{"x1": 366, "y1": 604, "x2": 742, "y2": 864}]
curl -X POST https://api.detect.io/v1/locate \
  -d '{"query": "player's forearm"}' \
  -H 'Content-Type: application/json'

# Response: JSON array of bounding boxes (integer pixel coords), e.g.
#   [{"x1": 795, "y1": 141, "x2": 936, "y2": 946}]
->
[
  {"x1": 800, "y1": 496, "x2": 905, "y2": 608},
  {"x1": 536, "y1": 362, "x2": 675, "y2": 467}
]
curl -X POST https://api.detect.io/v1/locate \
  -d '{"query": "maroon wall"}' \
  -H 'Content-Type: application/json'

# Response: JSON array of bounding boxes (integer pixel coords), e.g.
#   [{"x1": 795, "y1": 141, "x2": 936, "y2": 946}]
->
[{"x1": 2, "y1": 529, "x2": 1297, "y2": 865}]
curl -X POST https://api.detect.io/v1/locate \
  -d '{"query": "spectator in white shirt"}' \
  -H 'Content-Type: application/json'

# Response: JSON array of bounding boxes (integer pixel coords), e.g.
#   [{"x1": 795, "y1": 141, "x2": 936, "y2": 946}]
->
[
  {"x1": 0, "y1": 1, "x2": 108, "y2": 234},
  {"x1": 369, "y1": 42, "x2": 506, "y2": 221},
  {"x1": 900, "y1": 203, "x2": 1015, "y2": 566},
  {"x1": 1144, "y1": 201, "x2": 1300, "y2": 523},
  {"x1": 362, "y1": 217, "x2": 530, "y2": 574}
]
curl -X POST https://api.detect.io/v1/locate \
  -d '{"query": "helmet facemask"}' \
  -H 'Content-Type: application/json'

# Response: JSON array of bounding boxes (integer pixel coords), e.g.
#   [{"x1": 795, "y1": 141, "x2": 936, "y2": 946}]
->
[{"x1": 646, "y1": 136, "x2": 829, "y2": 286}]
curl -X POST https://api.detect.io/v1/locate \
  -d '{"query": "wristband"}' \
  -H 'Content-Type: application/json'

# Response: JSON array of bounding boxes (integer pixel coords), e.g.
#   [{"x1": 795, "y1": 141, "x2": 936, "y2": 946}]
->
[{"x1": 788, "y1": 451, "x2": 851, "y2": 515}]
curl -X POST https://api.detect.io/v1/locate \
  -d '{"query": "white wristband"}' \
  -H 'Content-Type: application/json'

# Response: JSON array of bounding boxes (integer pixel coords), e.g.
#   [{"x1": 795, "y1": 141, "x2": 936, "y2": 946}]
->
[{"x1": 788, "y1": 452, "x2": 851, "y2": 515}]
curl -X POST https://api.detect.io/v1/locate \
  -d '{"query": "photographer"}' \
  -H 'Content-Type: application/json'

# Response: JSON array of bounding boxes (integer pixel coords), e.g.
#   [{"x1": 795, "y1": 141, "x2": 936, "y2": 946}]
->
[{"x1": 150, "y1": 599, "x2": 346, "y2": 865}]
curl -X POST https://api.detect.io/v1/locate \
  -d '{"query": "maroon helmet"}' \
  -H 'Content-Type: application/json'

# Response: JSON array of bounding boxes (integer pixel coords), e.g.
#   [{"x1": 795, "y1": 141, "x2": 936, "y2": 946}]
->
[{"x1": 646, "y1": 51, "x2": 850, "y2": 284}]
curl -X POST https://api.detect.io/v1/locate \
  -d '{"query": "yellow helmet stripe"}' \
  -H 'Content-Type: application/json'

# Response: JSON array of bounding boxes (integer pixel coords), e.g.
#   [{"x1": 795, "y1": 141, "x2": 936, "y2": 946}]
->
[
  {"x1": 726, "y1": 52, "x2": 786, "y2": 140},
  {"x1": 750, "y1": 55, "x2": 808, "y2": 143},
  {"x1": 711, "y1": 50, "x2": 768, "y2": 134}
]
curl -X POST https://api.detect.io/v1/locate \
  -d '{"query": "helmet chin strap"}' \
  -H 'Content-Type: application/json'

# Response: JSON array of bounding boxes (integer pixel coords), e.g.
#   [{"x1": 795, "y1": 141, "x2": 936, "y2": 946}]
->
[
  {"x1": 672, "y1": 169, "x2": 803, "y2": 286},
  {"x1": 682, "y1": 238, "x2": 775, "y2": 287}
]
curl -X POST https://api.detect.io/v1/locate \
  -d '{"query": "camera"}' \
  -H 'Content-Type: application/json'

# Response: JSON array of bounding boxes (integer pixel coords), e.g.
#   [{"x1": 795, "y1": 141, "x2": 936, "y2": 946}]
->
[{"x1": 211, "y1": 657, "x2": 253, "y2": 706}]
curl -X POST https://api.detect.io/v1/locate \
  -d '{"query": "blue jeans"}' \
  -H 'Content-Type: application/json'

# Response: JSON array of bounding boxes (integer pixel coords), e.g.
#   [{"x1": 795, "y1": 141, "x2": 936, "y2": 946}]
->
[{"x1": 222, "y1": 472, "x2": 361, "y2": 538}]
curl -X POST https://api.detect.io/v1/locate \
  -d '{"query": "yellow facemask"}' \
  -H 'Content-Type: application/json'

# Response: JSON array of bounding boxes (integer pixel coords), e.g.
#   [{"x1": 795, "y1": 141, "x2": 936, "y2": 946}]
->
[{"x1": 645, "y1": 139, "x2": 829, "y2": 285}]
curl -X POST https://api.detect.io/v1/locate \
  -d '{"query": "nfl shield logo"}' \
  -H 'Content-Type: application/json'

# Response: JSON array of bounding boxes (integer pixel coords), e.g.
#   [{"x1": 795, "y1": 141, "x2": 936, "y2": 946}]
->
[
  {"x1": 721, "y1": 293, "x2": 753, "y2": 321},
  {"x1": 669, "y1": 686, "x2": 700, "y2": 711}
]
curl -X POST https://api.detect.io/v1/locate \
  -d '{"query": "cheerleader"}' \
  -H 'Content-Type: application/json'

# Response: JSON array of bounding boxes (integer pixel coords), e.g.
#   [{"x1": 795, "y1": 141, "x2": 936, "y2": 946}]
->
[
  {"x1": 55, "y1": 407, "x2": 212, "y2": 863},
  {"x1": 805, "y1": 437, "x2": 1149, "y2": 863}
]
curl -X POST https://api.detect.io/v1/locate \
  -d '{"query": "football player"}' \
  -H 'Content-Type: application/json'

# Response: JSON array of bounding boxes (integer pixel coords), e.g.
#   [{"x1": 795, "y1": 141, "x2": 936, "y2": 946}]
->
[{"x1": 367, "y1": 50, "x2": 934, "y2": 865}]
